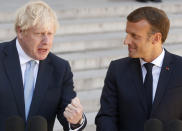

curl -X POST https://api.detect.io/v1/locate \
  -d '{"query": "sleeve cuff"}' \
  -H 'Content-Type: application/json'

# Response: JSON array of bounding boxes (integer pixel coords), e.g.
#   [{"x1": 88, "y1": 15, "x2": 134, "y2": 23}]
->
[{"x1": 69, "y1": 114, "x2": 86, "y2": 131}]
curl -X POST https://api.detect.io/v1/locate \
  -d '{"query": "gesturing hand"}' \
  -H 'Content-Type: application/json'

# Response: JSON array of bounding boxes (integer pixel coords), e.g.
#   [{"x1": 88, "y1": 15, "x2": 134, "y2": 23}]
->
[{"x1": 64, "y1": 97, "x2": 83, "y2": 124}]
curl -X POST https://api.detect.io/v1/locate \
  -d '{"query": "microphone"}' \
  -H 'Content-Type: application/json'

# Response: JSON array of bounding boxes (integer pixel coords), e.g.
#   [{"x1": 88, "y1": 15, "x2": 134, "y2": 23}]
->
[
  {"x1": 166, "y1": 120, "x2": 182, "y2": 131},
  {"x1": 144, "y1": 119, "x2": 163, "y2": 131},
  {"x1": 5, "y1": 116, "x2": 25, "y2": 131},
  {"x1": 27, "y1": 116, "x2": 47, "y2": 131}
]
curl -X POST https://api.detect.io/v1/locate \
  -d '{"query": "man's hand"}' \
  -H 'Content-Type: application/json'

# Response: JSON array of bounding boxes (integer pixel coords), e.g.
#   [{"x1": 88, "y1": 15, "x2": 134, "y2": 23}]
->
[{"x1": 64, "y1": 97, "x2": 83, "y2": 124}]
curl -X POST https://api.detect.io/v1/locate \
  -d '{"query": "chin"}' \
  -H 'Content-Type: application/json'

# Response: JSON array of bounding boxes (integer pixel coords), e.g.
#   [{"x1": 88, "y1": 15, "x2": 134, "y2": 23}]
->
[
  {"x1": 129, "y1": 53, "x2": 134, "y2": 58},
  {"x1": 39, "y1": 56, "x2": 47, "y2": 60},
  {"x1": 35, "y1": 55, "x2": 48, "y2": 60},
  {"x1": 129, "y1": 54, "x2": 138, "y2": 58}
]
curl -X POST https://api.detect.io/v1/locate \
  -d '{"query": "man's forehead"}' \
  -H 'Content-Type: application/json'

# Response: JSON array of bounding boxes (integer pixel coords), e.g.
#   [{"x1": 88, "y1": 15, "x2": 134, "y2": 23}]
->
[
  {"x1": 127, "y1": 19, "x2": 150, "y2": 27},
  {"x1": 126, "y1": 20, "x2": 151, "y2": 31},
  {"x1": 28, "y1": 23, "x2": 55, "y2": 32}
]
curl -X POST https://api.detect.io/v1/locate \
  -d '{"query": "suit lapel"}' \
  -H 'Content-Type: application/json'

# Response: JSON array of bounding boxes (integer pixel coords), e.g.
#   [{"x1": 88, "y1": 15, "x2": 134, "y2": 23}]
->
[
  {"x1": 130, "y1": 59, "x2": 148, "y2": 113},
  {"x1": 152, "y1": 51, "x2": 174, "y2": 113},
  {"x1": 2, "y1": 39, "x2": 25, "y2": 120},
  {"x1": 28, "y1": 57, "x2": 53, "y2": 119}
]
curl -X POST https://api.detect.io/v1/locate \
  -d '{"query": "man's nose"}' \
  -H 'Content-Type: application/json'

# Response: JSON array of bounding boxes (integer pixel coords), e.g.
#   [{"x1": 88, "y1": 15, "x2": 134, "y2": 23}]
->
[
  {"x1": 42, "y1": 35, "x2": 49, "y2": 44},
  {"x1": 124, "y1": 35, "x2": 131, "y2": 45}
]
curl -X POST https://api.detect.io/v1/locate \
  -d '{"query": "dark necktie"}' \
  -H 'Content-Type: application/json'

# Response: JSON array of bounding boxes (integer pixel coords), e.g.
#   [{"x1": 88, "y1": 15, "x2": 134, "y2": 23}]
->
[{"x1": 144, "y1": 63, "x2": 154, "y2": 119}]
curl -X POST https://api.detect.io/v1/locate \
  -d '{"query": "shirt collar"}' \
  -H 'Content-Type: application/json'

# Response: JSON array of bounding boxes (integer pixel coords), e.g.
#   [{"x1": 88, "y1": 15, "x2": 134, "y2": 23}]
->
[
  {"x1": 140, "y1": 49, "x2": 165, "y2": 68},
  {"x1": 16, "y1": 39, "x2": 39, "y2": 65}
]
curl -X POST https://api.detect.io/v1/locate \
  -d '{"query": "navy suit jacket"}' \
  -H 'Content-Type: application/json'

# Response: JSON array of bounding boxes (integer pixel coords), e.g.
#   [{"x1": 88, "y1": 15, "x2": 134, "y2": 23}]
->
[
  {"x1": 0, "y1": 39, "x2": 86, "y2": 131},
  {"x1": 95, "y1": 50, "x2": 182, "y2": 131}
]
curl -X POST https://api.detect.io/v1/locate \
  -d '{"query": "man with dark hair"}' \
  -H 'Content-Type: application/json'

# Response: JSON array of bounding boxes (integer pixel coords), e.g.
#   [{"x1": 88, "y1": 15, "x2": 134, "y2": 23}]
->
[{"x1": 95, "y1": 6, "x2": 182, "y2": 131}]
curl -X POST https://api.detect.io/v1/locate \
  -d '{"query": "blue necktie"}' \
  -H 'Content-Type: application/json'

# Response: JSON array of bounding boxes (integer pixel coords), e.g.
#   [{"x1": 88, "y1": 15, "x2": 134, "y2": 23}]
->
[{"x1": 24, "y1": 60, "x2": 36, "y2": 119}]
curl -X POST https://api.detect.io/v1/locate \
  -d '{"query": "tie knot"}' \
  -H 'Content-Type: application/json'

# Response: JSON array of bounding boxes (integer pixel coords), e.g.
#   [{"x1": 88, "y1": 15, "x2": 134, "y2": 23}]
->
[
  {"x1": 28, "y1": 60, "x2": 36, "y2": 67},
  {"x1": 144, "y1": 63, "x2": 154, "y2": 72}
]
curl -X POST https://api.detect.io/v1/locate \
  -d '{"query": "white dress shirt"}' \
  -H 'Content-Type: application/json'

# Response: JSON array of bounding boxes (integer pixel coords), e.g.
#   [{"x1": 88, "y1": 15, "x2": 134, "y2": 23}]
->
[
  {"x1": 16, "y1": 39, "x2": 39, "y2": 86},
  {"x1": 140, "y1": 49, "x2": 165, "y2": 101},
  {"x1": 16, "y1": 39, "x2": 84, "y2": 131}
]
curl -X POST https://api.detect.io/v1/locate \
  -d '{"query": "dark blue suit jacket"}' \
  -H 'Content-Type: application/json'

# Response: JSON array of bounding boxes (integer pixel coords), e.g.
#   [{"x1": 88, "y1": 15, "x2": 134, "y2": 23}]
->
[
  {"x1": 0, "y1": 39, "x2": 86, "y2": 131},
  {"x1": 95, "y1": 50, "x2": 182, "y2": 131}
]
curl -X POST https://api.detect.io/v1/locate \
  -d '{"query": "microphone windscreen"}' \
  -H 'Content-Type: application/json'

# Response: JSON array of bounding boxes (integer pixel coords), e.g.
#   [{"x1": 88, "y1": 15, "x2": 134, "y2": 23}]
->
[
  {"x1": 166, "y1": 120, "x2": 182, "y2": 131},
  {"x1": 144, "y1": 119, "x2": 163, "y2": 131},
  {"x1": 5, "y1": 116, "x2": 24, "y2": 131},
  {"x1": 27, "y1": 116, "x2": 47, "y2": 131}
]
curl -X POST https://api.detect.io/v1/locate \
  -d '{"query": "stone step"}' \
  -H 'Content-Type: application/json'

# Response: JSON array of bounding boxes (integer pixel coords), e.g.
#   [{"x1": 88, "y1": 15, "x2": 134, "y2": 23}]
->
[
  {"x1": 57, "y1": 13, "x2": 182, "y2": 35},
  {"x1": 60, "y1": 47, "x2": 127, "y2": 71},
  {"x1": 53, "y1": 27, "x2": 182, "y2": 55},
  {"x1": 0, "y1": 0, "x2": 182, "y2": 22},
  {"x1": 77, "y1": 89, "x2": 102, "y2": 113},
  {"x1": 73, "y1": 43, "x2": 182, "y2": 91},
  {"x1": 52, "y1": 32, "x2": 124, "y2": 53},
  {"x1": 57, "y1": 17, "x2": 125, "y2": 36},
  {"x1": 84, "y1": 112, "x2": 97, "y2": 130},
  {"x1": 74, "y1": 68, "x2": 107, "y2": 91},
  {"x1": 0, "y1": 13, "x2": 182, "y2": 41},
  {"x1": 83, "y1": 124, "x2": 96, "y2": 131},
  {"x1": 55, "y1": 0, "x2": 182, "y2": 19}
]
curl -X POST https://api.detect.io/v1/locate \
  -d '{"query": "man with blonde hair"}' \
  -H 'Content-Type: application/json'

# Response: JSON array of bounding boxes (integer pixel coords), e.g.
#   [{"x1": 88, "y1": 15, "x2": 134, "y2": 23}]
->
[{"x1": 0, "y1": 1, "x2": 86, "y2": 131}]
